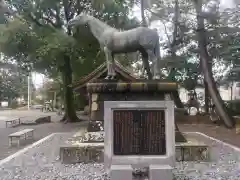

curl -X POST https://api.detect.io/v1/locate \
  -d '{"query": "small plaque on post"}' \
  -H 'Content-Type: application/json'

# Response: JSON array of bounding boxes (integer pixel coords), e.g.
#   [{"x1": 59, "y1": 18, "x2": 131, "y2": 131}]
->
[{"x1": 113, "y1": 110, "x2": 166, "y2": 155}]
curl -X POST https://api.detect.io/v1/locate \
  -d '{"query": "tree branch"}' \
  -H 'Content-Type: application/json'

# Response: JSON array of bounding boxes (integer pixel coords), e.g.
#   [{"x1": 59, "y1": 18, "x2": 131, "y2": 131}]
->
[
  {"x1": 27, "y1": 12, "x2": 56, "y2": 32},
  {"x1": 63, "y1": 0, "x2": 71, "y2": 22},
  {"x1": 161, "y1": 20, "x2": 171, "y2": 46},
  {"x1": 63, "y1": 0, "x2": 72, "y2": 35},
  {"x1": 28, "y1": 13, "x2": 43, "y2": 27},
  {"x1": 42, "y1": 15, "x2": 57, "y2": 28},
  {"x1": 54, "y1": 6, "x2": 62, "y2": 28}
]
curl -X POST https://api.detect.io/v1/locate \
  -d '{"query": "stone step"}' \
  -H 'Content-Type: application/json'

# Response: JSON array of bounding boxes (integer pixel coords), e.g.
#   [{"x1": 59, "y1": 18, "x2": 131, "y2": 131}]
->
[
  {"x1": 60, "y1": 143, "x2": 104, "y2": 164},
  {"x1": 176, "y1": 138, "x2": 209, "y2": 161},
  {"x1": 109, "y1": 164, "x2": 173, "y2": 180},
  {"x1": 67, "y1": 131, "x2": 104, "y2": 144},
  {"x1": 60, "y1": 133, "x2": 210, "y2": 164}
]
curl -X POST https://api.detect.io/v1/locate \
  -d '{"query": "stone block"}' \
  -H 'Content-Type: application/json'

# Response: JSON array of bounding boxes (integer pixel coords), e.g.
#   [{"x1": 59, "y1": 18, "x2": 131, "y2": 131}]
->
[
  {"x1": 60, "y1": 143, "x2": 104, "y2": 164},
  {"x1": 149, "y1": 164, "x2": 173, "y2": 180},
  {"x1": 35, "y1": 116, "x2": 51, "y2": 124},
  {"x1": 234, "y1": 116, "x2": 240, "y2": 134},
  {"x1": 87, "y1": 121, "x2": 103, "y2": 132},
  {"x1": 21, "y1": 116, "x2": 51, "y2": 125},
  {"x1": 64, "y1": 134, "x2": 208, "y2": 164},
  {"x1": 110, "y1": 165, "x2": 132, "y2": 180},
  {"x1": 82, "y1": 131, "x2": 104, "y2": 142},
  {"x1": 176, "y1": 139, "x2": 210, "y2": 161}
]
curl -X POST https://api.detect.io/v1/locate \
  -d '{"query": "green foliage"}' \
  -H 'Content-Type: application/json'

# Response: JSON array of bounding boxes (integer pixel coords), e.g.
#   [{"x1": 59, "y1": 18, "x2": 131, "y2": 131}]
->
[
  {"x1": 3, "y1": 0, "x2": 240, "y2": 102},
  {"x1": 225, "y1": 100, "x2": 240, "y2": 116},
  {"x1": 0, "y1": 0, "x2": 137, "y2": 78},
  {"x1": 0, "y1": 62, "x2": 28, "y2": 101},
  {"x1": 148, "y1": 0, "x2": 240, "y2": 89}
]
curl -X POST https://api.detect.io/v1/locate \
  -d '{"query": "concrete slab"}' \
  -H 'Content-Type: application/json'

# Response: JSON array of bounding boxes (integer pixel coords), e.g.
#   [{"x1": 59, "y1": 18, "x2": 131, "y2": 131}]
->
[
  {"x1": 21, "y1": 115, "x2": 51, "y2": 125},
  {"x1": 0, "y1": 133, "x2": 57, "y2": 166}
]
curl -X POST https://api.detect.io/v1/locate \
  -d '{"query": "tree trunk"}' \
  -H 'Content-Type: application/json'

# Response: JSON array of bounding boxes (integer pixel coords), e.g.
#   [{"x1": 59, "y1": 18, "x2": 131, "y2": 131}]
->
[
  {"x1": 204, "y1": 80, "x2": 209, "y2": 113},
  {"x1": 171, "y1": 91, "x2": 185, "y2": 108},
  {"x1": 230, "y1": 81, "x2": 233, "y2": 101},
  {"x1": 140, "y1": 0, "x2": 152, "y2": 79},
  {"x1": 204, "y1": 52, "x2": 212, "y2": 113},
  {"x1": 140, "y1": 0, "x2": 147, "y2": 27},
  {"x1": 170, "y1": 0, "x2": 185, "y2": 109},
  {"x1": 194, "y1": 0, "x2": 234, "y2": 128},
  {"x1": 60, "y1": 55, "x2": 80, "y2": 123}
]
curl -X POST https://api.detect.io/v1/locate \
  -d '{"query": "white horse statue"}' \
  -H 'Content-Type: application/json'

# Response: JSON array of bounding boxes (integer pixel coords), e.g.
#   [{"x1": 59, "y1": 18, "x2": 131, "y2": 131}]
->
[{"x1": 68, "y1": 13, "x2": 161, "y2": 80}]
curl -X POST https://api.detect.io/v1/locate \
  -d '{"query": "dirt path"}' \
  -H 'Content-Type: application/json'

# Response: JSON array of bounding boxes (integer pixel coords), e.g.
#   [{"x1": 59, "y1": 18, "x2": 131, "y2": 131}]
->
[{"x1": 178, "y1": 124, "x2": 240, "y2": 147}]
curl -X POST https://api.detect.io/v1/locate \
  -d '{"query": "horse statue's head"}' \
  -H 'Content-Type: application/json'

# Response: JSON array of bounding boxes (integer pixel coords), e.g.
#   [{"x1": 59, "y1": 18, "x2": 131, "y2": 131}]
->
[
  {"x1": 0, "y1": 0, "x2": 13, "y2": 15},
  {"x1": 68, "y1": 12, "x2": 90, "y2": 27}
]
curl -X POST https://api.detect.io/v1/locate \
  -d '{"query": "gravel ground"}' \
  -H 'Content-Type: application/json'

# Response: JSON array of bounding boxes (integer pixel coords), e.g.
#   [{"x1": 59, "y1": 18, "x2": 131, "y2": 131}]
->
[
  {"x1": 0, "y1": 133, "x2": 107, "y2": 180},
  {"x1": 173, "y1": 132, "x2": 240, "y2": 180},
  {"x1": 0, "y1": 132, "x2": 240, "y2": 180}
]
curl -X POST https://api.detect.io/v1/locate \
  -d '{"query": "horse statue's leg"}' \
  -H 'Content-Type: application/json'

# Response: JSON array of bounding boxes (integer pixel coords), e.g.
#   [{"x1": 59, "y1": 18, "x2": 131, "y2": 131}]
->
[
  {"x1": 148, "y1": 50, "x2": 160, "y2": 79},
  {"x1": 141, "y1": 50, "x2": 153, "y2": 80},
  {"x1": 104, "y1": 47, "x2": 115, "y2": 79},
  {"x1": 110, "y1": 53, "x2": 116, "y2": 80}
]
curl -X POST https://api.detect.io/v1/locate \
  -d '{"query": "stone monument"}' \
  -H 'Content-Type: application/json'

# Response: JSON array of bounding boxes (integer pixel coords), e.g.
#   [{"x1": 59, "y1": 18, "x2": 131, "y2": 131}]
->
[
  {"x1": 60, "y1": 80, "x2": 210, "y2": 166},
  {"x1": 104, "y1": 100, "x2": 175, "y2": 180},
  {"x1": 68, "y1": 12, "x2": 186, "y2": 143},
  {"x1": 60, "y1": 13, "x2": 210, "y2": 179},
  {"x1": 86, "y1": 80, "x2": 176, "y2": 180}
]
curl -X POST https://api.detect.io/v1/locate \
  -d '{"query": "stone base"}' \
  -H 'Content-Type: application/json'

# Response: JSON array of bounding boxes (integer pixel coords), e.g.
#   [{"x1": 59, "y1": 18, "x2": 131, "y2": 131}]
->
[
  {"x1": 60, "y1": 143, "x2": 103, "y2": 164},
  {"x1": 61, "y1": 131, "x2": 104, "y2": 164},
  {"x1": 87, "y1": 121, "x2": 103, "y2": 132},
  {"x1": 60, "y1": 133, "x2": 209, "y2": 164},
  {"x1": 149, "y1": 165, "x2": 173, "y2": 180},
  {"x1": 176, "y1": 138, "x2": 210, "y2": 161},
  {"x1": 110, "y1": 165, "x2": 132, "y2": 180}
]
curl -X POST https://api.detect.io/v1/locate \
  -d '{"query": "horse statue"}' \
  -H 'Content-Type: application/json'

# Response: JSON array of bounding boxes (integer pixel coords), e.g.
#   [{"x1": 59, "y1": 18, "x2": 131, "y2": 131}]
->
[{"x1": 68, "y1": 13, "x2": 161, "y2": 80}]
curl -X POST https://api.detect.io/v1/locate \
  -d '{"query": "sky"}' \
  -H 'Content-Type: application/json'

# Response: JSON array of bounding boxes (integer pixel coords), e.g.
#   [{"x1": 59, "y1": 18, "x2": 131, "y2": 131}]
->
[
  {"x1": 221, "y1": 0, "x2": 235, "y2": 8},
  {"x1": 32, "y1": 0, "x2": 236, "y2": 89},
  {"x1": 32, "y1": 72, "x2": 45, "y2": 89}
]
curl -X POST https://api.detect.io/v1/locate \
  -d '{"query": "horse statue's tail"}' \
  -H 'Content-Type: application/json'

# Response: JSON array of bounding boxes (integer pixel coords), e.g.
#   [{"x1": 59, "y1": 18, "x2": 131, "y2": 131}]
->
[
  {"x1": 154, "y1": 40, "x2": 161, "y2": 60},
  {"x1": 154, "y1": 39, "x2": 162, "y2": 72}
]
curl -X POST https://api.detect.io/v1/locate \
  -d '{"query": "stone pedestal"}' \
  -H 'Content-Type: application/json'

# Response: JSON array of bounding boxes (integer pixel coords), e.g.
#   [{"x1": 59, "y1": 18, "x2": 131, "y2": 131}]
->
[
  {"x1": 86, "y1": 80, "x2": 178, "y2": 180},
  {"x1": 104, "y1": 101, "x2": 175, "y2": 173},
  {"x1": 60, "y1": 143, "x2": 103, "y2": 164},
  {"x1": 87, "y1": 79, "x2": 186, "y2": 143},
  {"x1": 149, "y1": 165, "x2": 173, "y2": 180},
  {"x1": 110, "y1": 165, "x2": 132, "y2": 180},
  {"x1": 60, "y1": 131, "x2": 210, "y2": 164}
]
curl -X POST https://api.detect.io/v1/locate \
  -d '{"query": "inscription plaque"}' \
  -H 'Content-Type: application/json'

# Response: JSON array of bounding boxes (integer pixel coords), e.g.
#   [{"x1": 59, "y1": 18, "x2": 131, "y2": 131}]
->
[{"x1": 113, "y1": 110, "x2": 166, "y2": 155}]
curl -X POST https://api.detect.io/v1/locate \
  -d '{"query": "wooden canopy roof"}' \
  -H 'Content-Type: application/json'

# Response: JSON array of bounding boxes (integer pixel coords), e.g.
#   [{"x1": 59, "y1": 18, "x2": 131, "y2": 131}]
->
[{"x1": 72, "y1": 61, "x2": 139, "y2": 92}]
